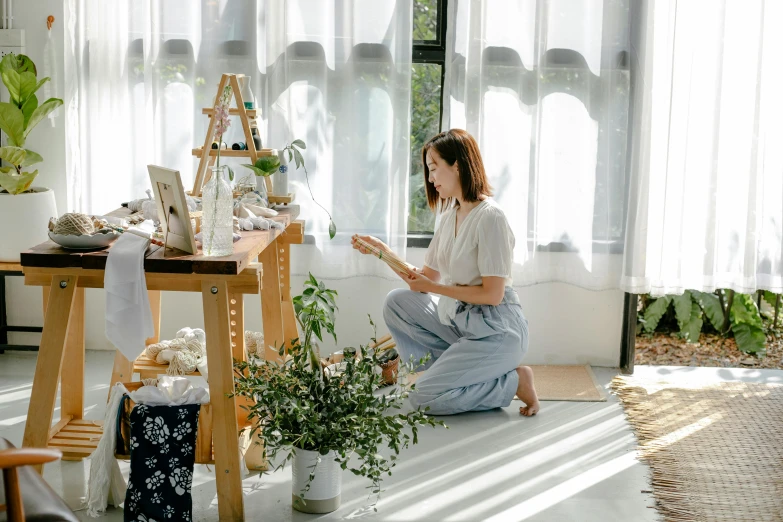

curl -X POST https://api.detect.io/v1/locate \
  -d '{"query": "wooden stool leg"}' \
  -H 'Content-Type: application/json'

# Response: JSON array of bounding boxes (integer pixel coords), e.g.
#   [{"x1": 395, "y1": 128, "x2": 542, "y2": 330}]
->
[
  {"x1": 145, "y1": 290, "x2": 162, "y2": 346},
  {"x1": 201, "y1": 281, "x2": 243, "y2": 521},
  {"x1": 278, "y1": 244, "x2": 298, "y2": 348},
  {"x1": 23, "y1": 276, "x2": 78, "y2": 472},
  {"x1": 61, "y1": 287, "x2": 85, "y2": 420},
  {"x1": 259, "y1": 238, "x2": 285, "y2": 361}
]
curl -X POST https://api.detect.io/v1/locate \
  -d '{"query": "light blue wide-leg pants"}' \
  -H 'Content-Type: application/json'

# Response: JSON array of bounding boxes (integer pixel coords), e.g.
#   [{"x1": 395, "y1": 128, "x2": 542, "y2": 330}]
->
[{"x1": 383, "y1": 287, "x2": 528, "y2": 415}]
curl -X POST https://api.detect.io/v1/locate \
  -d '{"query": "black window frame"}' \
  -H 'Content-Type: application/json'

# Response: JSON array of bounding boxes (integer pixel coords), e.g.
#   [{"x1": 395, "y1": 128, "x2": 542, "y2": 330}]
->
[{"x1": 408, "y1": 0, "x2": 448, "y2": 249}]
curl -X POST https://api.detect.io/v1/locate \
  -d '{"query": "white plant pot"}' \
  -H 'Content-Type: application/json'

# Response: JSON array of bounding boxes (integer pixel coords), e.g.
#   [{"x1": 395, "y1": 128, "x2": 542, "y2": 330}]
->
[
  {"x1": 291, "y1": 448, "x2": 342, "y2": 514},
  {"x1": 0, "y1": 187, "x2": 57, "y2": 262}
]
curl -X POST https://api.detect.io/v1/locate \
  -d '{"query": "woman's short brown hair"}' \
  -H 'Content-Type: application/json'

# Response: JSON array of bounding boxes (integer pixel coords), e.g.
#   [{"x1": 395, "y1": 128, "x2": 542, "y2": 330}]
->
[{"x1": 421, "y1": 129, "x2": 493, "y2": 211}]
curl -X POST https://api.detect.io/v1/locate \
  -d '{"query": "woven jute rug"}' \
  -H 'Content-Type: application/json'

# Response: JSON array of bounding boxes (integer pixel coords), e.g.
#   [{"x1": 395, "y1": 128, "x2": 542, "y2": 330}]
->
[
  {"x1": 612, "y1": 376, "x2": 783, "y2": 521},
  {"x1": 525, "y1": 365, "x2": 606, "y2": 402}
]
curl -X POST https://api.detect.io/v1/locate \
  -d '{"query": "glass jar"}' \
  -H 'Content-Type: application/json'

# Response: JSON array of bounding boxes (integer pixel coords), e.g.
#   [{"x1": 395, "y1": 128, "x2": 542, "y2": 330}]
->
[{"x1": 201, "y1": 165, "x2": 234, "y2": 256}]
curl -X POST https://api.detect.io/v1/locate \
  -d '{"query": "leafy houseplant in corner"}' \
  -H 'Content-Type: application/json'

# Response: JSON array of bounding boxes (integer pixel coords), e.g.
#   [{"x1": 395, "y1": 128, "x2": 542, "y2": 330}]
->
[
  {"x1": 233, "y1": 274, "x2": 444, "y2": 514},
  {"x1": 0, "y1": 53, "x2": 63, "y2": 262}
]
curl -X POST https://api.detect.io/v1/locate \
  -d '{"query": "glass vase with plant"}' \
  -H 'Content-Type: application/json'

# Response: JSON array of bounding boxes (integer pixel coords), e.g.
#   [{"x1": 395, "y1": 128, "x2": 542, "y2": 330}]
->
[{"x1": 201, "y1": 85, "x2": 235, "y2": 256}]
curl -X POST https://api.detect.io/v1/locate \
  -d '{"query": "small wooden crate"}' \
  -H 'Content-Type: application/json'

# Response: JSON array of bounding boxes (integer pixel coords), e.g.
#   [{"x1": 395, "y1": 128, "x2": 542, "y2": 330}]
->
[{"x1": 114, "y1": 382, "x2": 214, "y2": 464}]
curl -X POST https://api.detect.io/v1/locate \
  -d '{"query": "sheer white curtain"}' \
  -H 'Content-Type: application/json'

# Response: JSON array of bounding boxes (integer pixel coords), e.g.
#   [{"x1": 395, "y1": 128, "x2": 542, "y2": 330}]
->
[
  {"x1": 622, "y1": 0, "x2": 783, "y2": 296},
  {"x1": 442, "y1": 0, "x2": 631, "y2": 290},
  {"x1": 64, "y1": 0, "x2": 412, "y2": 278}
]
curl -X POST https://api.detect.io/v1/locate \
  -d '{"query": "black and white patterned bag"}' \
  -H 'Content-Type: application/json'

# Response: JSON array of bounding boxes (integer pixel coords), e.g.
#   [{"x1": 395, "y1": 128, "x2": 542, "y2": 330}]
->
[{"x1": 123, "y1": 403, "x2": 200, "y2": 521}]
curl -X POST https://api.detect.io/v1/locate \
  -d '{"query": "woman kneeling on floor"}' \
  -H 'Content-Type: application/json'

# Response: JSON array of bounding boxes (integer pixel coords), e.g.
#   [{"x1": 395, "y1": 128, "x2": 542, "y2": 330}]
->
[{"x1": 352, "y1": 129, "x2": 539, "y2": 417}]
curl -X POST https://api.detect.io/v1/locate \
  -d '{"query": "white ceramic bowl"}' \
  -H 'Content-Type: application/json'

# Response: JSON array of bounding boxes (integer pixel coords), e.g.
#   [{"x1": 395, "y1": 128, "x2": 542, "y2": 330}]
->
[{"x1": 48, "y1": 230, "x2": 121, "y2": 250}]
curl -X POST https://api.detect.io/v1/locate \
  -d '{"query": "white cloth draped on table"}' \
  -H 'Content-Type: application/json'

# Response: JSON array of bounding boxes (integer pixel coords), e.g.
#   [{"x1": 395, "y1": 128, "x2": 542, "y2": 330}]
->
[{"x1": 104, "y1": 222, "x2": 154, "y2": 361}]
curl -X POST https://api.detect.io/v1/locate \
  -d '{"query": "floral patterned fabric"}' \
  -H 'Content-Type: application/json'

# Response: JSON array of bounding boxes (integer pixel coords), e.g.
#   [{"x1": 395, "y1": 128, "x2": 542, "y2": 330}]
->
[{"x1": 123, "y1": 403, "x2": 200, "y2": 521}]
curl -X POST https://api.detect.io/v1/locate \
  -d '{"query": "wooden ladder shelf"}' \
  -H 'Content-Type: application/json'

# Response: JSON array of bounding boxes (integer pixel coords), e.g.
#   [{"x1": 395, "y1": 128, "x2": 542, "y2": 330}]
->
[{"x1": 192, "y1": 73, "x2": 294, "y2": 205}]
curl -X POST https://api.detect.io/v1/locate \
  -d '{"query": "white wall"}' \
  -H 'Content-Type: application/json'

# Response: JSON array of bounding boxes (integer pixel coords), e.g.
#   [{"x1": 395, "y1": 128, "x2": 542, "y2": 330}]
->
[{"x1": 4, "y1": 1, "x2": 625, "y2": 368}]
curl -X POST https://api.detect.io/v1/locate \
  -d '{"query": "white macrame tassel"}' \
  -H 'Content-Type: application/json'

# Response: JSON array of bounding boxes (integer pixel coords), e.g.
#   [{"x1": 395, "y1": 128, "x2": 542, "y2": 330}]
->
[{"x1": 85, "y1": 383, "x2": 129, "y2": 516}]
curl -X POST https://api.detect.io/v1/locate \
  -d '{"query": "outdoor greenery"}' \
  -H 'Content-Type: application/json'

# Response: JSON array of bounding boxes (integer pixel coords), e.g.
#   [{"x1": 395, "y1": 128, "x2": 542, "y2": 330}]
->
[
  {"x1": 409, "y1": 0, "x2": 441, "y2": 234},
  {"x1": 232, "y1": 274, "x2": 445, "y2": 508},
  {"x1": 638, "y1": 290, "x2": 782, "y2": 355}
]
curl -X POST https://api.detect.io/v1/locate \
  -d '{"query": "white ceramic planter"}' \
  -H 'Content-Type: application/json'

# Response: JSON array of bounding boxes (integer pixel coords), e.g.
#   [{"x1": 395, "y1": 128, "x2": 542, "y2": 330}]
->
[
  {"x1": 0, "y1": 187, "x2": 57, "y2": 262},
  {"x1": 291, "y1": 448, "x2": 342, "y2": 514}
]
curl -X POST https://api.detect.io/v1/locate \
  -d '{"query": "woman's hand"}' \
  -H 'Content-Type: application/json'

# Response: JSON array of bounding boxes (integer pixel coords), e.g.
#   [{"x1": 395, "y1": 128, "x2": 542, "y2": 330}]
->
[
  {"x1": 403, "y1": 268, "x2": 436, "y2": 294},
  {"x1": 351, "y1": 234, "x2": 389, "y2": 256}
]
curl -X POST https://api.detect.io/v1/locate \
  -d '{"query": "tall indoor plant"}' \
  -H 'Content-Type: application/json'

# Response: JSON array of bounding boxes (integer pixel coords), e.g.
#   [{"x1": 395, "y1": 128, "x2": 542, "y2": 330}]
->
[
  {"x1": 0, "y1": 53, "x2": 63, "y2": 261},
  {"x1": 233, "y1": 274, "x2": 444, "y2": 513}
]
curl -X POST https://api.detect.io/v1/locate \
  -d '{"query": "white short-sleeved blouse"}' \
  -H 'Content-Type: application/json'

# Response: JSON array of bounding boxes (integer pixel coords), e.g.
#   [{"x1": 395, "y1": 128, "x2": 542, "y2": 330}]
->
[{"x1": 423, "y1": 198, "x2": 515, "y2": 324}]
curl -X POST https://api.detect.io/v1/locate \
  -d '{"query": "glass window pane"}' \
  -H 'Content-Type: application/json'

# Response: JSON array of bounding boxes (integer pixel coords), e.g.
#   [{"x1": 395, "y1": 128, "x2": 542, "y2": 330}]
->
[
  {"x1": 413, "y1": 0, "x2": 439, "y2": 42},
  {"x1": 409, "y1": 62, "x2": 442, "y2": 234}
]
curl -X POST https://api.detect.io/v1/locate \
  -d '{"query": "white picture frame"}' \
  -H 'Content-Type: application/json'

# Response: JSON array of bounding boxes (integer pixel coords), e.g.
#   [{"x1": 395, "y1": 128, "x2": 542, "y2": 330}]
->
[{"x1": 147, "y1": 165, "x2": 198, "y2": 255}]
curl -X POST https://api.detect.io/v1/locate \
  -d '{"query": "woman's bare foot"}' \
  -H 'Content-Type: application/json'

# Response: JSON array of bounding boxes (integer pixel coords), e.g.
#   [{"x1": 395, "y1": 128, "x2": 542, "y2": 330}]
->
[{"x1": 515, "y1": 366, "x2": 540, "y2": 416}]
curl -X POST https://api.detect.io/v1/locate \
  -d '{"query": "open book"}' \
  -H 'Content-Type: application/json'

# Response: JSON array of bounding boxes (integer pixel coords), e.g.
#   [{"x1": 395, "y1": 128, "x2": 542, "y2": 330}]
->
[{"x1": 352, "y1": 235, "x2": 417, "y2": 277}]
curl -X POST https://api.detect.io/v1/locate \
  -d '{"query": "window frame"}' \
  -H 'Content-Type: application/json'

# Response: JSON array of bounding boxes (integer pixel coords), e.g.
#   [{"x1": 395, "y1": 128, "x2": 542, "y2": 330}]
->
[{"x1": 408, "y1": 0, "x2": 448, "y2": 247}]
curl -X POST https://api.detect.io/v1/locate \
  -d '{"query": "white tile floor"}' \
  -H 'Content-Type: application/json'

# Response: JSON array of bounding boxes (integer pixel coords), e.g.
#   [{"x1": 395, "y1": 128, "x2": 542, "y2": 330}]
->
[{"x1": 0, "y1": 350, "x2": 710, "y2": 521}]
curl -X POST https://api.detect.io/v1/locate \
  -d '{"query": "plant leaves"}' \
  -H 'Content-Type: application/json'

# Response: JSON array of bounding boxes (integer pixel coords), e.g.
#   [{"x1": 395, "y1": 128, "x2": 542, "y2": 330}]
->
[
  {"x1": 762, "y1": 291, "x2": 779, "y2": 309},
  {"x1": 292, "y1": 139, "x2": 306, "y2": 150},
  {"x1": 329, "y1": 220, "x2": 337, "y2": 240},
  {"x1": 730, "y1": 293, "x2": 764, "y2": 329},
  {"x1": 0, "y1": 169, "x2": 37, "y2": 195},
  {"x1": 0, "y1": 102, "x2": 25, "y2": 146},
  {"x1": 732, "y1": 322, "x2": 766, "y2": 354},
  {"x1": 241, "y1": 163, "x2": 273, "y2": 177},
  {"x1": 641, "y1": 296, "x2": 671, "y2": 333},
  {"x1": 294, "y1": 148, "x2": 304, "y2": 170},
  {"x1": 0, "y1": 146, "x2": 26, "y2": 166},
  {"x1": 1, "y1": 70, "x2": 36, "y2": 107},
  {"x1": 681, "y1": 302, "x2": 703, "y2": 343},
  {"x1": 673, "y1": 291, "x2": 692, "y2": 331},
  {"x1": 0, "y1": 53, "x2": 36, "y2": 77},
  {"x1": 21, "y1": 93, "x2": 37, "y2": 128},
  {"x1": 691, "y1": 290, "x2": 724, "y2": 331},
  {"x1": 24, "y1": 98, "x2": 63, "y2": 138}
]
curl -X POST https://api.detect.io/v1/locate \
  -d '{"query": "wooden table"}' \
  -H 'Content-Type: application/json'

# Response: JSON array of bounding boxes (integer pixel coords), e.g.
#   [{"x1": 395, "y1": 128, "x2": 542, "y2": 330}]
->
[{"x1": 20, "y1": 207, "x2": 304, "y2": 521}]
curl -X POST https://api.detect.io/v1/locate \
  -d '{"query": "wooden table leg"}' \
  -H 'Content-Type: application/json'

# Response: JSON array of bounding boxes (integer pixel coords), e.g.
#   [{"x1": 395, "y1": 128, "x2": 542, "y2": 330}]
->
[
  {"x1": 202, "y1": 281, "x2": 243, "y2": 521},
  {"x1": 41, "y1": 286, "x2": 49, "y2": 318},
  {"x1": 228, "y1": 292, "x2": 249, "y2": 428},
  {"x1": 278, "y1": 243, "x2": 298, "y2": 349},
  {"x1": 145, "y1": 289, "x2": 162, "y2": 346},
  {"x1": 259, "y1": 238, "x2": 285, "y2": 361},
  {"x1": 61, "y1": 287, "x2": 85, "y2": 420},
  {"x1": 22, "y1": 276, "x2": 78, "y2": 472}
]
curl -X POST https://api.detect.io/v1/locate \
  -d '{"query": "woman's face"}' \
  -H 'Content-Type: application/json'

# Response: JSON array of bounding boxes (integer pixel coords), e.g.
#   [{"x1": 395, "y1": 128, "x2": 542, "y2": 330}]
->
[{"x1": 426, "y1": 148, "x2": 460, "y2": 200}]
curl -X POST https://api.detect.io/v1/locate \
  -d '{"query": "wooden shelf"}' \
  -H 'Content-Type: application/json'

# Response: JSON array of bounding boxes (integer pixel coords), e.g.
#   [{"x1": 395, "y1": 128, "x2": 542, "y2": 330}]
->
[
  {"x1": 133, "y1": 353, "x2": 202, "y2": 379},
  {"x1": 192, "y1": 148, "x2": 275, "y2": 158},
  {"x1": 268, "y1": 193, "x2": 295, "y2": 204},
  {"x1": 202, "y1": 108, "x2": 258, "y2": 118},
  {"x1": 48, "y1": 418, "x2": 102, "y2": 461}
]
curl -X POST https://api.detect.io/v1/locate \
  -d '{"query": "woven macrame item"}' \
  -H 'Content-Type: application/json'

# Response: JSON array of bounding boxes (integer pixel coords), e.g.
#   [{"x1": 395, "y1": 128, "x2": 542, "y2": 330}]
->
[
  {"x1": 244, "y1": 330, "x2": 265, "y2": 359},
  {"x1": 145, "y1": 328, "x2": 205, "y2": 375},
  {"x1": 53, "y1": 212, "x2": 95, "y2": 235}
]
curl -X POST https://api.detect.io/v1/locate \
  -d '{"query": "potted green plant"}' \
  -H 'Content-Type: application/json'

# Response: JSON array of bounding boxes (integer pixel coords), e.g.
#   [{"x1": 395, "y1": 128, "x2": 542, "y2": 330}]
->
[
  {"x1": 0, "y1": 53, "x2": 63, "y2": 262},
  {"x1": 233, "y1": 274, "x2": 444, "y2": 513},
  {"x1": 241, "y1": 139, "x2": 337, "y2": 239}
]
